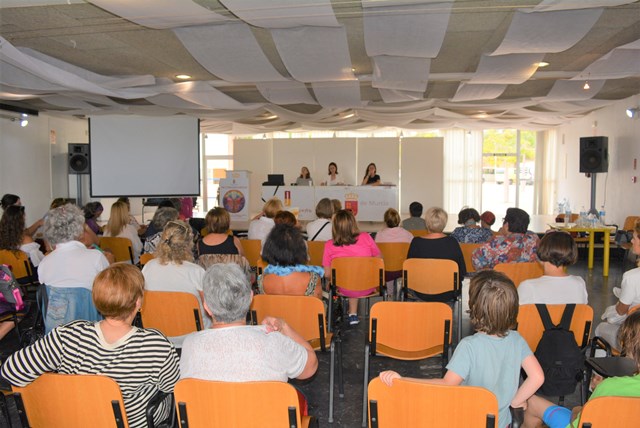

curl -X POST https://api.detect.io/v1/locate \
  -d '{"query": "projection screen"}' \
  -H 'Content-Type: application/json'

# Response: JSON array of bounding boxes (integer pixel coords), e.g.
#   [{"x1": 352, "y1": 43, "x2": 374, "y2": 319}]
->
[{"x1": 89, "y1": 115, "x2": 200, "y2": 197}]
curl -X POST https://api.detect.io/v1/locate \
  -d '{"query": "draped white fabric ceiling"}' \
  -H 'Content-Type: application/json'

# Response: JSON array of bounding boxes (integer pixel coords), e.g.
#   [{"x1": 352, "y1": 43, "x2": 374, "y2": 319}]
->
[{"x1": 0, "y1": 0, "x2": 639, "y2": 133}]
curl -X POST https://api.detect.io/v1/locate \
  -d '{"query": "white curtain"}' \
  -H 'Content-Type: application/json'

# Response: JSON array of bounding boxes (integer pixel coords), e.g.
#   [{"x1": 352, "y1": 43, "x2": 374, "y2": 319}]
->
[
  {"x1": 443, "y1": 129, "x2": 483, "y2": 214},
  {"x1": 535, "y1": 129, "x2": 558, "y2": 215}
]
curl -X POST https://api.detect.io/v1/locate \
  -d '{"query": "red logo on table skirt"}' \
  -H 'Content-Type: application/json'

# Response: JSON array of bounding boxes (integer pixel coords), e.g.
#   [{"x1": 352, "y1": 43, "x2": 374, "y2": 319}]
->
[{"x1": 344, "y1": 193, "x2": 358, "y2": 216}]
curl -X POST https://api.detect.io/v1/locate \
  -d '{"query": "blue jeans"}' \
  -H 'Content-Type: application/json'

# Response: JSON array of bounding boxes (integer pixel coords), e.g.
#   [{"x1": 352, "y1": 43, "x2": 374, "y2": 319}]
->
[{"x1": 45, "y1": 286, "x2": 102, "y2": 334}]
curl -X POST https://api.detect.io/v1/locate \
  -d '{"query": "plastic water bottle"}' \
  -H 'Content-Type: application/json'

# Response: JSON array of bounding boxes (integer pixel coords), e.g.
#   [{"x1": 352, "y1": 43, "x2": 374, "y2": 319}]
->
[
  {"x1": 564, "y1": 201, "x2": 571, "y2": 226},
  {"x1": 579, "y1": 206, "x2": 587, "y2": 227},
  {"x1": 599, "y1": 205, "x2": 606, "y2": 226}
]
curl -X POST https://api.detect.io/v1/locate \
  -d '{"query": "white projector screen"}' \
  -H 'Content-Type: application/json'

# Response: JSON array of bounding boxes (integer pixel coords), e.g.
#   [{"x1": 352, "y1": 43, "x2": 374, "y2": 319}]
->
[{"x1": 89, "y1": 115, "x2": 200, "y2": 197}]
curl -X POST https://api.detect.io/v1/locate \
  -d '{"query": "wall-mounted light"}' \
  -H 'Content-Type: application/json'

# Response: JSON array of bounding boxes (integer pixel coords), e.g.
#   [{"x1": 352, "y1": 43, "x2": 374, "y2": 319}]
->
[{"x1": 626, "y1": 107, "x2": 639, "y2": 119}]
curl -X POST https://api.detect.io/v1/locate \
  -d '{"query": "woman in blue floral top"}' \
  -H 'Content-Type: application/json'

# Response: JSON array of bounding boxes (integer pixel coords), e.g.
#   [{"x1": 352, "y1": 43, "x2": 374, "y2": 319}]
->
[{"x1": 451, "y1": 207, "x2": 493, "y2": 244}]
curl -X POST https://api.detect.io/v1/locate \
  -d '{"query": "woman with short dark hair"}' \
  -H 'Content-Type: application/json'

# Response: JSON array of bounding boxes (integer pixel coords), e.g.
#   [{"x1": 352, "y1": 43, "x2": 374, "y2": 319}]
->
[{"x1": 451, "y1": 207, "x2": 493, "y2": 243}]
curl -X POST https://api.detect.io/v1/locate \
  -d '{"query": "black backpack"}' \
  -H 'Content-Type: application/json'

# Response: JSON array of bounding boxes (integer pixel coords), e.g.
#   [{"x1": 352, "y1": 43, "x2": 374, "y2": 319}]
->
[{"x1": 534, "y1": 304, "x2": 585, "y2": 396}]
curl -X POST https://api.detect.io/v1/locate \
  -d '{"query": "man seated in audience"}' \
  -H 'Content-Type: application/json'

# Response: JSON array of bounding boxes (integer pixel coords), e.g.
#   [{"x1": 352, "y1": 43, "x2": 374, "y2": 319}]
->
[
  {"x1": 472, "y1": 207, "x2": 540, "y2": 270},
  {"x1": 179, "y1": 263, "x2": 318, "y2": 409},
  {"x1": 401, "y1": 201, "x2": 426, "y2": 230}
]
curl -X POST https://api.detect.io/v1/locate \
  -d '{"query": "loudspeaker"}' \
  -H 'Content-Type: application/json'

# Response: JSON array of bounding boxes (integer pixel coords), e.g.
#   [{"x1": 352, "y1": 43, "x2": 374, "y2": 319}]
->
[
  {"x1": 579, "y1": 136, "x2": 608, "y2": 173},
  {"x1": 68, "y1": 143, "x2": 90, "y2": 174}
]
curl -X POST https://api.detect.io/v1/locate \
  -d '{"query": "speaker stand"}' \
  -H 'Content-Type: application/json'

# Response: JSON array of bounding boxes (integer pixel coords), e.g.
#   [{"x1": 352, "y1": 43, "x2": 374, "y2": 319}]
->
[
  {"x1": 76, "y1": 174, "x2": 83, "y2": 207},
  {"x1": 588, "y1": 174, "x2": 598, "y2": 216}
]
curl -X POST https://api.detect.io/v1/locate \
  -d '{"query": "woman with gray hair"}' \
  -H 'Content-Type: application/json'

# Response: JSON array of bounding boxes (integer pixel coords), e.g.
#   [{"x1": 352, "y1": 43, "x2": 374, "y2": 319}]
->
[
  {"x1": 38, "y1": 204, "x2": 110, "y2": 333},
  {"x1": 142, "y1": 220, "x2": 209, "y2": 346},
  {"x1": 143, "y1": 207, "x2": 179, "y2": 254}
]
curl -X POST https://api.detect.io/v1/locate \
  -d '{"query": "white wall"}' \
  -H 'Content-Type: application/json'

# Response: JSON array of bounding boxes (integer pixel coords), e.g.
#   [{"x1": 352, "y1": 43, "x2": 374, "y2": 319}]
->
[{"x1": 554, "y1": 96, "x2": 640, "y2": 226}]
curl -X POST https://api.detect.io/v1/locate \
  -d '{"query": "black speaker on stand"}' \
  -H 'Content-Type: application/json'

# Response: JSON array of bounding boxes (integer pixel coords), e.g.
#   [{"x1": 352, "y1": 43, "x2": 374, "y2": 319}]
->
[
  {"x1": 579, "y1": 136, "x2": 608, "y2": 216},
  {"x1": 68, "y1": 143, "x2": 89, "y2": 206}
]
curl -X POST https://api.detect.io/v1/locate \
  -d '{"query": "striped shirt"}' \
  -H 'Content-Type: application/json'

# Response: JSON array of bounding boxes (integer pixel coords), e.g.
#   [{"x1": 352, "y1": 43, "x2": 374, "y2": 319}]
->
[{"x1": 1, "y1": 320, "x2": 180, "y2": 428}]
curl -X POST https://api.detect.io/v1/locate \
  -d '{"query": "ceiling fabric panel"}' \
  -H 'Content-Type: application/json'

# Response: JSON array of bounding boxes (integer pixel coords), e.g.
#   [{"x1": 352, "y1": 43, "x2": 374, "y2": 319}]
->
[
  {"x1": 378, "y1": 88, "x2": 426, "y2": 103},
  {"x1": 532, "y1": 0, "x2": 635, "y2": 12},
  {"x1": 88, "y1": 0, "x2": 230, "y2": 29},
  {"x1": 173, "y1": 23, "x2": 287, "y2": 82},
  {"x1": 256, "y1": 81, "x2": 317, "y2": 105},
  {"x1": 542, "y1": 79, "x2": 606, "y2": 101},
  {"x1": 372, "y1": 56, "x2": 430, "y2": 92},
  {"x1": 271, "y1": 26, "x2": 354, "y2": 82},
  {"x1": 451, "y1": 83, "x2": 507, "y2": 102},
  {"x1": 219, "y1": 0, "x2": 339, "y2": 28},
  {"x1": 572, "y1": 39, "x2": 640, "y2": 80},
  {"x1": 362, "y1": 2, "x2": 452, "y2": 58},
  {"x1": 40, "y1": 95, "x2": 102, "y2": 110},
  {"x1": 492, "y1": 8, "x2": 603, "y2": 55},
  {"x1": 468, "y1": 53, "x2": 544, "y2": 85},
  {"x1": 311, "y1": 81, "x2": 362, "y2": 108},
  {"x1": 173, "y1": 82, "x2": 252, "y2": 109}
]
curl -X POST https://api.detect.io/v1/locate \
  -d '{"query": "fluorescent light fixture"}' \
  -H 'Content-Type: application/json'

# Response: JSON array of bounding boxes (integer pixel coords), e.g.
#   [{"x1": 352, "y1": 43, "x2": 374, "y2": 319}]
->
[
  {"x1": 626, "y1": 107, "x2": 639, "y2": 119},
  {"x1": 536, "y1": 61, "x2": 549, "y2": 67},
  {"x1": 175, "y1": 74, "x2": 192, "y2": 80}
]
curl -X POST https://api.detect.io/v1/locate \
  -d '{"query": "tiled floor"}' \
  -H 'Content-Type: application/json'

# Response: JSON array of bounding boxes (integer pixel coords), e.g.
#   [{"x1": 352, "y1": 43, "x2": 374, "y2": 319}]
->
[{"x1": 0, "y1": 252, "x2": 632, "y2": 427}]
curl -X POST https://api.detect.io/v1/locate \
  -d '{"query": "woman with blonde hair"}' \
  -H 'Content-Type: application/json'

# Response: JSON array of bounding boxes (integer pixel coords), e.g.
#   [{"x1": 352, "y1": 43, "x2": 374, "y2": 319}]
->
[
  {"x1": 248, "y1": 197, "x2": 283, "y2": 246},
  {"x1": 142, "y1": 220, "x2": 209, "y2": 346},
  {"x1": 322, "y1": 209, "x2": 381, "y2": 325},
  {"x1": 103, "y1": 201, "x2": 143, "y2": 264}
]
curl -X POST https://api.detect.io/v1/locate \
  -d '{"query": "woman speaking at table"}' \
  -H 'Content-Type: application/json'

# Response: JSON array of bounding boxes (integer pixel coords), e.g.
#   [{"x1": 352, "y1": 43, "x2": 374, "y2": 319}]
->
[{"x1": 361, "y1": 163, "x2": 381, "y2": 186}]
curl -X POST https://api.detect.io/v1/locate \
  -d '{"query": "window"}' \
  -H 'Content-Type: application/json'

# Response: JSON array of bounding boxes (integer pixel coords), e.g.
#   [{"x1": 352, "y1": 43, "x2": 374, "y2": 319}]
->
[{"x1": 200, "y1": 134, "x2": 233, "y2": 213}]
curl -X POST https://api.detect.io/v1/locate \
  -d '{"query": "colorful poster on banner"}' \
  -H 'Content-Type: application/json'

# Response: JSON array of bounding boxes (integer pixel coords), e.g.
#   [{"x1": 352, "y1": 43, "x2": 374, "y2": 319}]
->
[{"x1": 219, "y1": 171, "x2": 250, "y2": 221}]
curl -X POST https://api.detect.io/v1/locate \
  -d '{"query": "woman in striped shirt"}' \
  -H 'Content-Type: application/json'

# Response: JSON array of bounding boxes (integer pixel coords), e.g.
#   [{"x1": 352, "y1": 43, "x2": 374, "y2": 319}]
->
[{"x1": 1, "y1": 264, "x2": 180, "y2": 428}]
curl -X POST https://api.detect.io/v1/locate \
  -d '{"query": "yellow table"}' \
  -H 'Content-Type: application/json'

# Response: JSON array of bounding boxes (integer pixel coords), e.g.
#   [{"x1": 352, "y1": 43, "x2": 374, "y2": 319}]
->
[{"x1": 549, "y1": 224, "x2": 615, "y2": 276}]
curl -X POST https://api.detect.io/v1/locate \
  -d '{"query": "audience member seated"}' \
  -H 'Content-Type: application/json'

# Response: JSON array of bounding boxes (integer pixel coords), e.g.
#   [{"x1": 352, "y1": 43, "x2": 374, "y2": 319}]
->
[
  {"x1": 407, "y1": 207, "x2": 467, "y2": 292},
  {"x1": 143, "y1": 207, "x2": 179, "y2": 254},
  {"x1": 258, "y1": 223, "x2": 323, "y2": 299},
  {"x1": 83, "y1": 201, "x2": 104, "y2": 235},
  {"x1": 481, "y1": 210, "x2": 496, "y2": 230},
  {"x1": 451, "y1": 207, "x2": 493, "y2": 244},
  {"x1": 179, "y1": 263, "x2": 318, "y2": 411},
  {"x1": 117, "y1": 197, "x2": 146, "y2": 235},
  {"x1": 331, "y1": 199, "x2": 342, "y2": 213},
  {"x1": 248, "y1": 198, "x2": 283, "y2": 246},
  {"x1": 38, "y1": 204, "x2": 110, "y2": 333},
  {"x1": 322, "y1": 209, "x2": 381, "y2": 326},
  {"x1": 274, "y1": 210, "x2": 298, "y2": 227},
  {"x1": 595, "y1": 219, "x2": 640, "y2": 349},
  {"x1": 380, "y1": 271, "x2": 544, "y2": 428},
  {"x1": 103, "y1": 201, "x2": 143, "y2": 264},
  {"x1": 401, "y1": 201, "x2": 427, "y2": 231},
  {"x1": 472, "y1": 207, "x2": 540, "y2": 270},
  {"x1": 375, "y1": 208, "x2": 414, "y2": 244},
  {"x1": 518, "y1": 231, "x2": 588, "y2": 305},
  {"x1": 197, "y1": 207, "x2": 243, "y2": 256},
  {"x1": 1, "y1": 193, "x2": 44, "y2": 237},
  {"x1": 142, "y1": 221, "x2": 209, "y2": 345},
  {"x1": 524, "y1": 310, "x2": 640, "y2": 428},
  {"x1": 0, "y1": 205, "x2": 44, "y2": 268},
  {"x1": 307, "y1": 198, "x2": 334, "y2": 242},
  {"x1": 1, "y1": 264, "x2": 180, "y2": 428}
]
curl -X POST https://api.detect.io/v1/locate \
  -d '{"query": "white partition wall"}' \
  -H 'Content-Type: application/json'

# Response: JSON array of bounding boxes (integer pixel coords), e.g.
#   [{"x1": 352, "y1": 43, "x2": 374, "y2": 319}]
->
[
  {"x1": 310, "y1": 138, "x2": 357, "y2": 186},
  {"x1": 400, "y1": 137, "x2": 444, "y2": 212},
  {"x1": 234, "y1": 138, "x2": 272, "y2": 215}
]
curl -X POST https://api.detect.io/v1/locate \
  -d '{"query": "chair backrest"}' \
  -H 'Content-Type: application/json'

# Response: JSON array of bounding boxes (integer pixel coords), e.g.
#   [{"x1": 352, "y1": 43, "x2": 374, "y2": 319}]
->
[
  {"x1": 459, "y1": 243, "x2": 482, "y2": 274},
  {"x1": 577, "y1": 396, "x2": 640, "y2": 427},
  {"x1": 140, "y1": 290, "x2": 203, "y2": 336},
  {"x1": 331, "y1": 257, "x2": 385, "y2": 293},
  {"x1": 250, "y1": 294, "x2": 330, "y2": 350},
  {"x1": 139, "y1": 253, "x2": 155, "y2": 266},
  {"x1": 369, "y1": 301, "x2": 452, "y2": 360},
  {"x1": 494, "y1": 262, "x2": 543, "y2": 288},
  {"x1": 174, "y1": 379, "x2": 306, "y2": 428},
  {"x1": 306, "y1": 240, "x2": 326, "y2": 267},
  {"x1": 402, "y1": 258, "x2": 458, "y2": 296},
  {"x1": 99, "y1": 237, "x2": 134, "y2": 264},
  {"x1": 240, "y1": 239, "x2": 262, "y2": 268},
  {"x1": 367, "y1": 377, "x2": 498, "y2": 428},
  {"x1": 0, "y1": 249, "x2": 34, "y2": 281},
  {"x1": 12, "y1": 373, "x2": 129, "y2": 428},
  {"x1": 376, "y1": 242, "x2": 410, "y2": 272},
  {"x1": 409, "y1": 229, "x2": 428, "y2": 237},
  {"x1": 517, "y1": 304, "x2": 594, "y2": 351}
]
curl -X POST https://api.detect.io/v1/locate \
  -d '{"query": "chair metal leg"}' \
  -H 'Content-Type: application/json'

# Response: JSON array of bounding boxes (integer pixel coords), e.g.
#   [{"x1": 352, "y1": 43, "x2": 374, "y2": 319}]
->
[
  {"x1": 329, "y1": 340, "x2": 335, "y2": 423},
  {"x1": 362, "y1": 344, "x2": 371, "y2": 428},
  {"x1": 457, "y1": 297, "x2": 462, "y2": 344},
  {"x1": 337, "y1": 337, "x2": 344, "y2": 398}
]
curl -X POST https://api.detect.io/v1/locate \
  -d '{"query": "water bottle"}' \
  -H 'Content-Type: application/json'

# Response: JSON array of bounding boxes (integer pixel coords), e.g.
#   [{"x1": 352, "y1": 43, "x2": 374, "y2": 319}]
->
[
  {"x1": 599, "y1": 205, "x2": 606, "y2": 226},
  {"x1": 564, "y1": 201, "x2": 571, "y2": 226},
  {"x1": 579, "y1": 206, "x2": 587, "y2": 227}
]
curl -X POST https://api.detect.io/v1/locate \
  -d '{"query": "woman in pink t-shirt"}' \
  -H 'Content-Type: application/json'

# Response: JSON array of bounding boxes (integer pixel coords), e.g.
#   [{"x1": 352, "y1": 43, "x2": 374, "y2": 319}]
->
[{"x1": 323, "y1": 210, "x2": 381, "y2": 325}]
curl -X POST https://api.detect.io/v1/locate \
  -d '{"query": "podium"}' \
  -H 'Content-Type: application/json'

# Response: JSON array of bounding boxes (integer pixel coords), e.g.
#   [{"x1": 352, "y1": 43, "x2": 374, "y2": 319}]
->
[{"x1": 219, "y1": 170, "x2": 251, "y2": 222}]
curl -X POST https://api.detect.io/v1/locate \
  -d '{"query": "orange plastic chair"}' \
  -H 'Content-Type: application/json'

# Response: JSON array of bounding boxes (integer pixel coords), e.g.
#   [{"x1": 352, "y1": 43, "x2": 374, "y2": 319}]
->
[
  {"x1": 577, "y1": 396, "x2": 640, "y2": 427},
  {"x1": 402, "y1": 258, "x2": 461, "y2": 342},
  {"x1": 306, "y1": 240, "x2": 326, "y2": 267},
  {"x1": 517, "y1": 304, "x2": 593, "y2": 352},
  {"x1": 362, "y1": 301, "x2": 453, "y2": 426},
  {"x1": 494, "y1": 262, "x2": 543, "y2": 288},
  {"x1": 99, "y1": 237, "x2": 134, "y2": 264},
  {"x1": 367, "y1": 377, "x2": 498, "y2": 428},
  {"x1": 459, "y1": 243, "x2": 482, "y2": 274},
  {"x1": 174, "y1": 379, "x2": 316, "y2": 428},
  {"x1": 139, "y1": 253, "x2": 155, "y2": 266},
  {"x1": 250, "y1": 294, "x2": 343, "y2": 422},
  {"x1": 329, "y1": 257, "x2": 385, "y2": 330},
  {"x1": 0, "y1": 249, "x2": 38, "y2": 287},
  {"x1": 140, "y1": 290, "x2": 203, "y2": 337},
  {"x1": 377, "y1": 242, "x2": 410, "y2": 299},
  {"x1": 409, "y1": 229, "x2": 428, "y2": 237},
  {"x1": 240, "y1": 239, "x2": 262, "y2": 269},
  {"x1": 12, "y1": 373, "x2": 129, "y2": 428}
]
